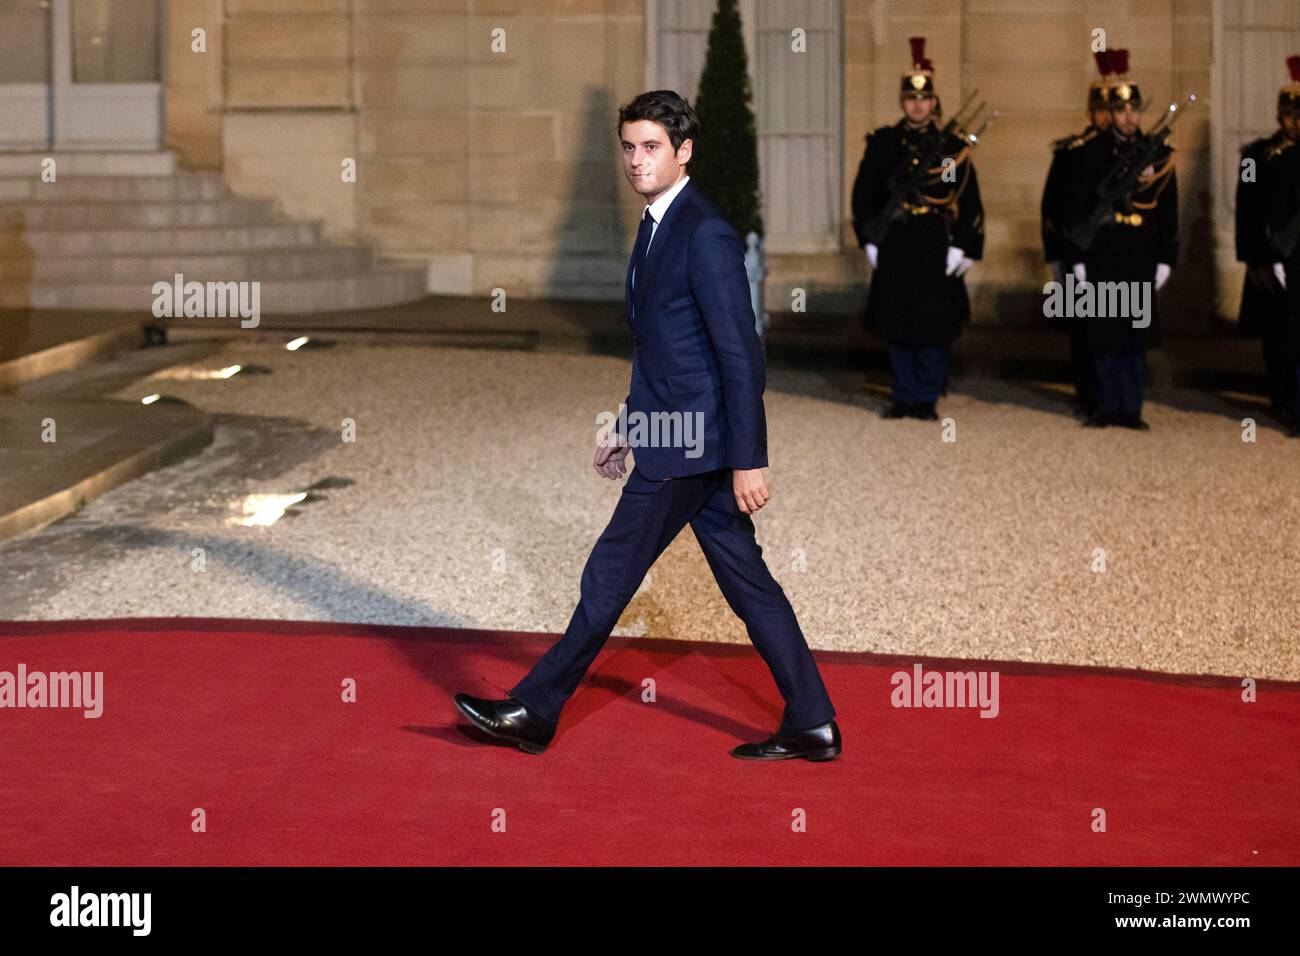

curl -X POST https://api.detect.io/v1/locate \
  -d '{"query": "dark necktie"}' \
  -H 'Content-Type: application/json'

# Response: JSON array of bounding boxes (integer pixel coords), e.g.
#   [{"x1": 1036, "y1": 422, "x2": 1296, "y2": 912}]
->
[{"x1": 630, "y1": 207, "x2": 653, "y2": 296}]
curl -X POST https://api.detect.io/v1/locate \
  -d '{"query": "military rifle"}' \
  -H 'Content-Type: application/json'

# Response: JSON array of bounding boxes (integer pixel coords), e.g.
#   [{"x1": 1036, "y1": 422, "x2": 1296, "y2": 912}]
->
[
  {"x1": 1063, "y1": 93, "x2": 1196, "y2": 253},
  {"x1": 860, "y1": 90, "x2": 993, "y2": 246}
]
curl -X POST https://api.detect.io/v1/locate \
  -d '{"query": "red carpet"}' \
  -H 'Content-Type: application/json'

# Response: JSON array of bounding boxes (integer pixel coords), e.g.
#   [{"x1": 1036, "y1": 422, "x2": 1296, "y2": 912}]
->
[{"x1": 0, "y1": 617, "x2": 1296, "y2": 866}]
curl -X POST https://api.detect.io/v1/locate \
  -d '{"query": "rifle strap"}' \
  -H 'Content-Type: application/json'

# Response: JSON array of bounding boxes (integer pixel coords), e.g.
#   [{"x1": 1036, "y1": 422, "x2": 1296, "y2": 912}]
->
[
  {"x1": 925, "y1": 145, "x2": 971, "y2": 175},
  {"x1": 920, "y1": 156, "x2": 974, "y2": 208},
  {"x1": 1130, "y1": 154, "x2": 1177, "y2": 209}
]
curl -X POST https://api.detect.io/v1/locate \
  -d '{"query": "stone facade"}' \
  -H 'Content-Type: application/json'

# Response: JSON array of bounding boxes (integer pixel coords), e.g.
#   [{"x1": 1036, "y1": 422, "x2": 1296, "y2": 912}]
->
[{"x1": 163, "y1": 0, "x2": 1234, "y2": 332}]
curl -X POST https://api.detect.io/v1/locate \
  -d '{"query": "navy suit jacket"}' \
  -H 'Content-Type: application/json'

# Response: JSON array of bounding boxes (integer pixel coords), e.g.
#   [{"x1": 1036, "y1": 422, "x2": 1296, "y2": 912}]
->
[{"x1": 615, "y1": 179, "x2": 769, "y2": 480}]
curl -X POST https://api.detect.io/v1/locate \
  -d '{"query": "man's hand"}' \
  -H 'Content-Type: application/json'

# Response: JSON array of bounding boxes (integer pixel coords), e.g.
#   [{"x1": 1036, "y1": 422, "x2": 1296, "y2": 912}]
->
[
  {"x1": 864, "y1": 242, "x2": 878, "y2": 269},
  {"x1": 594, "y1": 433, "x2": 630, "y2": 479},
  {"x1": 733, "y1": 468, "x2": 770, "y2": 514},
  {"x1": 1154, "y1": 263, "x2": 1172, "y2": 291},
  {"x1": 1073, "y1": 262, "x2": 1087, "y2": 284},
  {"x1": 1275, "y1": 262, "x2": 1288, "y2": 290}
]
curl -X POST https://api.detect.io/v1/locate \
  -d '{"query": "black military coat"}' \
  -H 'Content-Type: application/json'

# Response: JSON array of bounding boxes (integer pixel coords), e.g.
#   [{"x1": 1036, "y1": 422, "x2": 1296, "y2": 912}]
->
[
  {"x1": 1062, "y1": 126, "x2": 1179, "y2": 351},
  {"x1": 1265, "y1": 138, "x2": 1300, "y2": 355},
  {"x1": 1042, "y1": 125, "x2": 1102, "y2": 333},
  {"x1": 850, "y1": 118, "x2": 985, "y2": 346},
  {"x1": 1041, "y1": 125, "x2": 1102, "y2": 265},
  {"x1": 1236, "y1": 131, "x2": 1288, "y2": 337}
]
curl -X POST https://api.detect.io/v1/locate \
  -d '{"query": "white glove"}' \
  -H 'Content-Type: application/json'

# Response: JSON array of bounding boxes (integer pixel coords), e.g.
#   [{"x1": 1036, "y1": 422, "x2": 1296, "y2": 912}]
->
[
  {"x1": 865, "y1": 242, "x2": 878, "y2": 269},
  {"x1": 1155, "y1": 263, "x2": 1171, "y2": 291},
  {"x1": 945, "y1": 246, "x2": 964, "y2": 276},
  {"x1": 1275, "y1": 262, "x2": 1288, "y2": 290},
  {"x1": 955, "y1": 257, "x2": 974, "y2": 277},
  {"x1": 1072, "y1": 263, "x2": 1087, "y2": 284}
]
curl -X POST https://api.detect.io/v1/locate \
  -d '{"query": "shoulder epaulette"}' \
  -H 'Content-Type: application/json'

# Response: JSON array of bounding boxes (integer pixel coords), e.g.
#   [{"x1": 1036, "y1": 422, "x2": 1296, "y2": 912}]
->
[
  {"x1": 1241, "y1": 134, "x2": 1270, "y2": 155},
  {"x1": 1068, "y1": 128, "x2": 1098, "y2": 150},
  {"x1": 1051, "y1": 127, "x2": 1097, "y2": 152},
  {"x1": 1266, "y1": 138, "x2": 1297, "y2": 161}
]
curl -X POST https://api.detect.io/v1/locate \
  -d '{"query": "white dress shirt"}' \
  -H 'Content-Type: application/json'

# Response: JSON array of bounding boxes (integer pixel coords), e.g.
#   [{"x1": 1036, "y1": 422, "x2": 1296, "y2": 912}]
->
[{"x1": 633, "y1": 174, "x2": 690, "y2": 290}]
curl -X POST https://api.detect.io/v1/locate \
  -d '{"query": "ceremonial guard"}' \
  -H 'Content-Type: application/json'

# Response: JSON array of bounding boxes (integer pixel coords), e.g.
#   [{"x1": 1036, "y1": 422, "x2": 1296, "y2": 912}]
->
[
  {"x1": 1061, "y1": 50, "x2": 1179, "y2": 430},
  {"x1": 1041, "y1": 50, "x2": 1116, "y2": 416},
  {"x1": 850, "y1": 37, "x2": 985, "y2": 421},
  {"x1": 1237, "y1": 57, "x2": 1300, "y2": 428},
  {"x1": 1265, "y1": 60, "x2": 1300, "y2": 437}
]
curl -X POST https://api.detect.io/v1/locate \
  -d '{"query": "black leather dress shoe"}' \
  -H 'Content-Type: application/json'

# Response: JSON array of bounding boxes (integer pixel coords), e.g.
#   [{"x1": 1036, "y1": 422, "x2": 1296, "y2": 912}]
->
[
  {"x1": 881, "y1": 402, "x2": 910, "y2": 419},
  {"x1": 1082, "y1": 413, "x2": 1108, "y2": 428},
  {"x1": 730, "y1": 720, "x2": 842, "y2": 761},
  {"x1": 454, "y1": 693, "x2": 556, "y2": 754},
  {"x1": 909, "y1": 402, "x2": 939, "y2": 420}
]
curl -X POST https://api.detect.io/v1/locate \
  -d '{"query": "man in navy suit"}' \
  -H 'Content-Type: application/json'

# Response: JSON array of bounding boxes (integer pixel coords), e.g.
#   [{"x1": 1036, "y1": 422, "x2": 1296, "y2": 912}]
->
[{"x1": 455, "y1": 90, "x2": 840, "y2": 760}]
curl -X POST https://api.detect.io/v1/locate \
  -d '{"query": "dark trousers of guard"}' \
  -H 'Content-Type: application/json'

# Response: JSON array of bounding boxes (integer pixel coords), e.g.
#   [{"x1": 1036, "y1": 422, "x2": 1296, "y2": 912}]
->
[
  {"x1": 1280, "y1": 261, "x2": 1300, "y2": 422},
  {"x1": 889, "y1": 344, "x2": 948, "y2": 404},
  {"x1": 1261, "y1": 319, "x2": 1297, "y2": 416},
  {"x1": 509, "y1": 465, "x2": 837, "y2": 733},
  {"x1": 1289, "y1": 343, "x2": 1300, "y2": 424},
  {"x1": 1241, "y1": 272, "x2": 1295, "y2": 416},
  {"x1": 1092, "y1": 350, "x2": 1147, "y2": 418},
  {"x1": 1069, "y1": 326, "x2": 1098, "y2": 412}
]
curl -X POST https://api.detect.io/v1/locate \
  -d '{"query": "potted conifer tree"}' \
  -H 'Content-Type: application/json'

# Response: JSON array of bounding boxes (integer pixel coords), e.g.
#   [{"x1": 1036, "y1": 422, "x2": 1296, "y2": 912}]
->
[{"x1": 690, "y1": 0, "x2": 766, "y2": 339}]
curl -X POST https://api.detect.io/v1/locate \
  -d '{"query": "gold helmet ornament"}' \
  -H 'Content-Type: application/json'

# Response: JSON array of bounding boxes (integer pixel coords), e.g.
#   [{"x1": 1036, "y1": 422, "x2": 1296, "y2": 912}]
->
[
  {"x1": 1088, "y1": 50, "x2": 1115, "y2": 110},
  {"x1": 1278, "y1": 55, "x2": 1300, "y2": 113},
  {"x1": 901, "y1": 36, "x2": 935, "y2": 99},
  {"x1": 1105, "y1": 49, "x2": 1142, "y2": 109}
]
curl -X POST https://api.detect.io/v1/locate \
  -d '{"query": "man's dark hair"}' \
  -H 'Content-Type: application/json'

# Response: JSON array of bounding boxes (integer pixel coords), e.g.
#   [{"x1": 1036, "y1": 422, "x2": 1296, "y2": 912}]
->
[{"x1": 617, "y1": 90, "x2": 699, "y2": 154}]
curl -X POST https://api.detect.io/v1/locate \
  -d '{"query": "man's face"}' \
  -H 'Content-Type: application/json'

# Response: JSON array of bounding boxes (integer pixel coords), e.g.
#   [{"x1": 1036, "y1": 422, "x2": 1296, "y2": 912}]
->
[
  {"x1": 902, "y1": 96, "x2": 935, "y2": 125},
  {"x1": 1281, "y1": 109, "x2": 1300, "y2": 141},
  {"x1": 1111, "y1": 103, "x2": 1140, "y2": 137},
  {"x1": 620, "y1": 119, "x2": 691, "y2": 203},
  {"x1": 1091, "y1": 108, "x2": 1113, "y2": 130}
]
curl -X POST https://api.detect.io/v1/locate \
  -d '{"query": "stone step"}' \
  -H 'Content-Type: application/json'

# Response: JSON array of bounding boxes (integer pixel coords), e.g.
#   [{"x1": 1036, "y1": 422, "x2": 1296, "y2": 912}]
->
[
  {"x1": 0, "y1": 172, "x2": 227, "y2": 203},
  {"x1": 0, "y1": 151, "x2": 178, "y2": 177},
  {"x1": 0, "y1": 245, "x2": 375, "y2": 283},
  {"x1": 0, "y1": 198, "x2": 278, "y2": 230},
  {"x1": 0, "y1": 266, "x2": 429, "y2": 313},
  {"x1": 3, "y1": 222, "x2": 325, "y2": 257},
  {"x1": 0, "y1": 150, "x2": 428, "y2": 313},
  {"x1": 0, "y1": 392, "x2": 213, "y2": 542},
  {"x1": 0, "y1": 317, "x2": 145, "y2": 392}
]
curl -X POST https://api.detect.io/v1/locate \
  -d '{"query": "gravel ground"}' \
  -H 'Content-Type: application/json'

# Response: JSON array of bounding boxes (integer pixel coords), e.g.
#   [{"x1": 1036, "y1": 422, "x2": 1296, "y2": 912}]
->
[{"x1": 2, "y1": 337, "x2": 1297, "y2": 681}]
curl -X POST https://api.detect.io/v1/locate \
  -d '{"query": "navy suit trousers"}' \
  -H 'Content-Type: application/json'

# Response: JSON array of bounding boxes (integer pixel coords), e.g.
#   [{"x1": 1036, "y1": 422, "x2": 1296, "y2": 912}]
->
[{"x1": 509, "y1": 465, "x2": 836, "y2": 733}]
